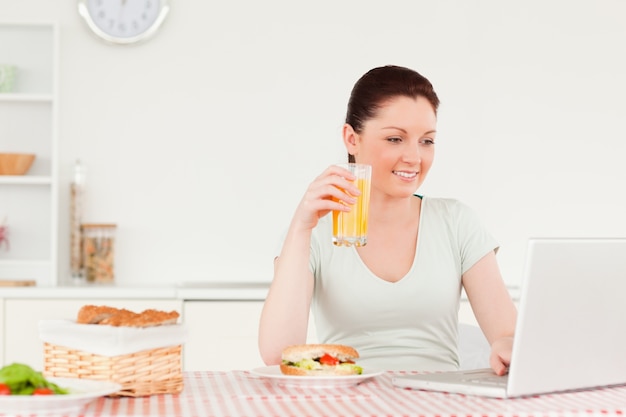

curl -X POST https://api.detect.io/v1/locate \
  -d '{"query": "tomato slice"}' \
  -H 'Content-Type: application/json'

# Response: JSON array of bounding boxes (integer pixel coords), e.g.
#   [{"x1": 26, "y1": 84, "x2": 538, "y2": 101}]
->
[
  {"x1": 0, "y1": 383, "x2": 10, "y2": 395},
  {"x1": 318, "y1": 353, "x2": 339, "y2": 366},
  {"x1": 33, "y1": 387, "x2": 54, "y2": 395}
]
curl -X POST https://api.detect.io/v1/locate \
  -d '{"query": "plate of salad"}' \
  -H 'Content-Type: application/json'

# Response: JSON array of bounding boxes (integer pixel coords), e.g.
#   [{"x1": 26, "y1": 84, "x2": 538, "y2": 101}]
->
[{"x1": 0, "y1": 363, "x2": 121, "y2": 414}]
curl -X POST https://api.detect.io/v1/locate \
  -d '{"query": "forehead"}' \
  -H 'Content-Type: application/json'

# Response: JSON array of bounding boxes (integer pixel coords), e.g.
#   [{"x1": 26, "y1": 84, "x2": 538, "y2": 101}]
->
[{"x1": 366, "y1": 96, "x2": 437, "y2": 130}]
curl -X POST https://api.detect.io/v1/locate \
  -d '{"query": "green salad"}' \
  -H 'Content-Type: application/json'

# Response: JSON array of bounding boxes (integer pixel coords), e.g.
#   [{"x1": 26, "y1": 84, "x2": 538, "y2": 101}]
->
[{"x1": 0, "y1": 363, "x2": 69, "y2": 395}]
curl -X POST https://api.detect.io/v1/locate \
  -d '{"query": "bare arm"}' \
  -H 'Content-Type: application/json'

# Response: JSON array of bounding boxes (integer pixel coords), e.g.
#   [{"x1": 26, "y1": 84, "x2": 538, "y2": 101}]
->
[
  {"x1": 258, "y1": 229, "x2": 315, "y2": 365},
  {"x1": 258, "y1": 165, "x2": 360, "y2": 365},
  {"x1": 462, "y1": 251, "x2": 517, "y2": 375}
]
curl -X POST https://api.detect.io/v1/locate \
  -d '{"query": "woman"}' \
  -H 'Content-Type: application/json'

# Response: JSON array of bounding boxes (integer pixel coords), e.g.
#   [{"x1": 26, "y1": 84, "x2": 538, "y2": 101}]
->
[{"x1": 259, "y1": 65, "x2": 516, "y2": 374}]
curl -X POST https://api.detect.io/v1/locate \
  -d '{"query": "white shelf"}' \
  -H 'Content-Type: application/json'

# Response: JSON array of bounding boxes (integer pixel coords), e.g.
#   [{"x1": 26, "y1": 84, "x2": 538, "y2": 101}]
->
[
  {"x1": 0, "y1": 259, "x2": 52, "y2": 283},
  {"x1": 0, "y1": 94, "x2": 53, "y2": 102},
  {"x1": 0, "y1": 22, "x2": 58, "y2": 286},
  {"x1": 0, "y1": 176, "x2": 52, "y2": 185},
  {"x1": 0, "y1": 259, "x2": 50, "y2": 267}
]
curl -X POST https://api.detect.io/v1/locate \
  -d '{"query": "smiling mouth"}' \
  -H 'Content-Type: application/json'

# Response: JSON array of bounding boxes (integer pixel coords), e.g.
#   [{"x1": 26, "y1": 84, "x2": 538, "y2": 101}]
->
[{"x1": 393, "y1": 171, "x2": 418, "y2": 179}]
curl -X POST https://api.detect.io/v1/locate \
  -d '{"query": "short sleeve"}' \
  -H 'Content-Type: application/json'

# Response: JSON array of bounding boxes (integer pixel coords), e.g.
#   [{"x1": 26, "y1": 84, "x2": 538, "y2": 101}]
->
[{"x1": 454, "y1": 201, "x2": 499, "y2": 274}]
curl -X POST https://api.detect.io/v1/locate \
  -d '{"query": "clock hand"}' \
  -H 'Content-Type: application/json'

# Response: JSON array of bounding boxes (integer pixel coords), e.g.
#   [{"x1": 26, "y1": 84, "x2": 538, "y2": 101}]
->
[{"x1": 119, "y1": 0, "x2": 126, "y2": 28}]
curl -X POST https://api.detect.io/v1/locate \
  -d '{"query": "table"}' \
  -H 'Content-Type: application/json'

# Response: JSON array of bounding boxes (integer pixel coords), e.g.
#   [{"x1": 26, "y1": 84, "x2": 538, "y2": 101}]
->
[{"x1": 7, "y1": 371, "x2": 626, "y2": 417}]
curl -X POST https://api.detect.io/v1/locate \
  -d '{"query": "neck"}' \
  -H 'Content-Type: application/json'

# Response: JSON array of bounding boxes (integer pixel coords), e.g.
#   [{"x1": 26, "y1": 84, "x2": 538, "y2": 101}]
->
[{"x1": 369, "y1": 193, "x2": 420, "y2": 224}]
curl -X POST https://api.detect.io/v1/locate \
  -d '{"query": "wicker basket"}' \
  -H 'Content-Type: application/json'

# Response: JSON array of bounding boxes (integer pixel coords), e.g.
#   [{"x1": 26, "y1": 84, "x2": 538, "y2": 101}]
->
[{"x1": 43, "y1": 342, "x2": 183, "y2": 397}]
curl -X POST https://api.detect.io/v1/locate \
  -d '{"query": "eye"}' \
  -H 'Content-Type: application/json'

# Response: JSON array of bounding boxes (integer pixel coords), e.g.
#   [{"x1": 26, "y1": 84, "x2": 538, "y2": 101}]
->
[
  {"x1": 420, "y1": 138, "x2": 435, "y2": 146},
  {"x1": 387, "y1": 136, "x2": 403, "y2": 143}
]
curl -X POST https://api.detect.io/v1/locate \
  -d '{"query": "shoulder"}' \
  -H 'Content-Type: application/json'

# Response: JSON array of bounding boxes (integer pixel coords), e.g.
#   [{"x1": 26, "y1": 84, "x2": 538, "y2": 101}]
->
[
  {"x1": 421, "y1": 196, "x2": 475, "y2": 217},
  {"x1": 421, "y1": 196, "x2": 488, "y2": 235}
]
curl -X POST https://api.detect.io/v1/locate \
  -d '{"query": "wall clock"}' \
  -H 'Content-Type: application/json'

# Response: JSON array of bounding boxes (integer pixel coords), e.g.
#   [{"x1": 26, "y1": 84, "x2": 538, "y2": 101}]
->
[{"x1": 78, "y1": 0, "x2": 170, "y2": 45}]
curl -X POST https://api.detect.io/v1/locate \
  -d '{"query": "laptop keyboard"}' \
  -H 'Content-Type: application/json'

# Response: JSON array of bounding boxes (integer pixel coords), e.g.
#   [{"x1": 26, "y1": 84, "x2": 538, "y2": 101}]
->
[{"x1": 463, "y1": 375, "x2": 508, "y2": 387}]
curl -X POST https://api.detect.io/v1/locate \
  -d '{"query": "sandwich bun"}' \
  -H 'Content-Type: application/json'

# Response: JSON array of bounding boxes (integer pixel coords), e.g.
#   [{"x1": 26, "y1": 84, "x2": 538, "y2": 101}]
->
[
  {"x1": 280, "y1": 344, "x2": 362, "y2": 376},
  {"x1": 282, "y1": 344, "x2": 359, "y2": 362}
]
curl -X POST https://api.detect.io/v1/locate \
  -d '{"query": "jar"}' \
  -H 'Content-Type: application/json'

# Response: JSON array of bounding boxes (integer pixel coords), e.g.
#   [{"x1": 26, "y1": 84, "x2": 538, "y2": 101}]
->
[
  {"x1": 70, "y1": 160, "x2": 85, "y2": 279},
  {"x1": 81, "y1": 223, "x2": 116, "y2": 283}
]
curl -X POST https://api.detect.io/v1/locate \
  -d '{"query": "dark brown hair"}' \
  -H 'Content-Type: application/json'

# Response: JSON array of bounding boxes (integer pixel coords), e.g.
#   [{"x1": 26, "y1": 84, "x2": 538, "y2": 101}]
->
[{"x1": 345, "y1": 65, "x2": 440, "y2": 162}]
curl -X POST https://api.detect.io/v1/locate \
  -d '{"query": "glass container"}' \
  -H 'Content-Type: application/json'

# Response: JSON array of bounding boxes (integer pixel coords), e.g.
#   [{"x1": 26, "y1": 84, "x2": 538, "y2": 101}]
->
[
  {"x1": 70, "y1": 160, "x2": 85, "y2": 280},
  {"x1": 81, "y1": 223, "x2": 116, "y2": 283}
]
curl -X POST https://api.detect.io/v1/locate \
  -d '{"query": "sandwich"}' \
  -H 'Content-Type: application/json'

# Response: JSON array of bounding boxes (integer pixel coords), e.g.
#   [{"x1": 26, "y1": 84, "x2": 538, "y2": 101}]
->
[{"x1": 280, "y1": 344, "x2": 363, "y2": 376}]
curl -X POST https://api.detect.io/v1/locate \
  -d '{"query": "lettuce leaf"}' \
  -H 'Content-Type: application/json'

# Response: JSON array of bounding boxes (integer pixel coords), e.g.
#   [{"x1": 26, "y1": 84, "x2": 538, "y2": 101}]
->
[{"x1": 0, "y1": 363, "x2": 68, "y2": 395}]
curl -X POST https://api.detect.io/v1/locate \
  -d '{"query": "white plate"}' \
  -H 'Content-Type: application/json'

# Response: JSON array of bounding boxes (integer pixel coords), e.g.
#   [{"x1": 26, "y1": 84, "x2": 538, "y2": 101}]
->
[
  {"x1": 0, "y1": 377, "x2": 121, "y2": 414},
  {"x1": 250, "y1": 366, "x2": 384, "y2": 388}
]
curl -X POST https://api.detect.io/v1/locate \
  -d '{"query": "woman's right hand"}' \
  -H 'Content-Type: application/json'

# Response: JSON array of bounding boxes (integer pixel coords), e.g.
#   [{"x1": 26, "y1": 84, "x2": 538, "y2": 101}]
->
[{"x1": 291, "y1": 165, "x2": 362, "y2": 232}]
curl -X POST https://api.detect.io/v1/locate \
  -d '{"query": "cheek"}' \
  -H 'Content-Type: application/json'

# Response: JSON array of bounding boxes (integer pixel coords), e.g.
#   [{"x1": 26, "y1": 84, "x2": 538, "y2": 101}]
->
[
  {"x1": 358, "y1": 145, "x2": 391, "y2": 165},
  {"x1": 420, "y1": 150, "x2": 435, "y2": 171}
]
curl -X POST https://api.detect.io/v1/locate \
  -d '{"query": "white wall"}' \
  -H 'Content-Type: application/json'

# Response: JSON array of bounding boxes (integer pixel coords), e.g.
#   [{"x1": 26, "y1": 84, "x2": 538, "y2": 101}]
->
[{"x1": 2, "y1": 0, "x2": 625, "y2": 286}]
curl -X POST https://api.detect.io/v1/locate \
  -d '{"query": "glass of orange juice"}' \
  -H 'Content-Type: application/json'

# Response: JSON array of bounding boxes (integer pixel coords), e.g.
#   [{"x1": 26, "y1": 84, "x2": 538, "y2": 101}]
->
[{"x1": 332, "y1": 163, "x2": 372, "y2": 247}]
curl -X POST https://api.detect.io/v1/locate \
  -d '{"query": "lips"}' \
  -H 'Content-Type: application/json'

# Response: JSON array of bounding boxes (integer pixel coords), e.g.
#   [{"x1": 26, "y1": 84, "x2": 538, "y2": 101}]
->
[{"x1": 392, "y1": 170, "x2": 417, "y2": 179}]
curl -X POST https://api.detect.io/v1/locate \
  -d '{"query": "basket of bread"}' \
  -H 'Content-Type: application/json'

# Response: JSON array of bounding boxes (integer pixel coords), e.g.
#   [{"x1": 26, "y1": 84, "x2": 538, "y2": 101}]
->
[{"x1": 39, "y1": 305, "x2": 187, "y2": 397}]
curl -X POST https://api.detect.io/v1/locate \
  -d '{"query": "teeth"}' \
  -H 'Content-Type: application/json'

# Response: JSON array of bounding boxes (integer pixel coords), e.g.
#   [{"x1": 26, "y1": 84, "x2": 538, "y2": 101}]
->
[{"x1": 393, "y1": 171, "x2": 417, "y2": 178}]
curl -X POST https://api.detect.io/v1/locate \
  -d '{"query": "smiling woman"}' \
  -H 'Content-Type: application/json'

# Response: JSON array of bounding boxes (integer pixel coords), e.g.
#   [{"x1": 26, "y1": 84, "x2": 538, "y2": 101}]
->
[{"x1": 259, "y1": 65, "x2": 517, "y2": 374}]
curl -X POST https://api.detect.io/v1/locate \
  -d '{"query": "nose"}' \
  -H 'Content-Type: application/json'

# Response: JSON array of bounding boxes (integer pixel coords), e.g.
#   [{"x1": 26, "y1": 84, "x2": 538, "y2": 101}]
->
[{"x1": 401, "y1": 139, "x2": 421, "y2": 164}]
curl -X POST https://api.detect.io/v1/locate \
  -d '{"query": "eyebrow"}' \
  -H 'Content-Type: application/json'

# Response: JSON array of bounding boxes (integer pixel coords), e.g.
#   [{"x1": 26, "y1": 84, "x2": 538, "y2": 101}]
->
[{"x1": 381, "y1": 126, "x2": 437, "y2": 135}]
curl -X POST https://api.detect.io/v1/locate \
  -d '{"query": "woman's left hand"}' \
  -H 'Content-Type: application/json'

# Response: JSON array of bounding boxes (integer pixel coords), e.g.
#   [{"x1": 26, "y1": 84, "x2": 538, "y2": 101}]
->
[{"x1": 489, "y1": 336, "x2": 514, "y2": 376}]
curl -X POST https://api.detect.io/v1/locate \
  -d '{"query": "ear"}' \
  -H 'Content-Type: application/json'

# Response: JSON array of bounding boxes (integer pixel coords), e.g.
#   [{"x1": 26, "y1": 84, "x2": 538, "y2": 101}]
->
[{"x1": 342, "y1": 123, "x2": 359, "y2": 156}]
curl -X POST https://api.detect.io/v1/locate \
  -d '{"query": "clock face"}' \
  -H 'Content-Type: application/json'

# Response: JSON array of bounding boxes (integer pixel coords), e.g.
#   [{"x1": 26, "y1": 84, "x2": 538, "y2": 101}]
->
[{"x1": 79, "y1": 0, "x2": 169, "y2": 44}]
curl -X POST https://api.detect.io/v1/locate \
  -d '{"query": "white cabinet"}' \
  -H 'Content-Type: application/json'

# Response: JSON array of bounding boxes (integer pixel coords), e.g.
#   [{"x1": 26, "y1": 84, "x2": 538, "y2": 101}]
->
[
  {"x1": 182, "y1": 301, "x2": 319, "y2": 371},
  {"x1": 2, "y1": 297, "x2": 269, "y2": 372},
  {"x1": 3, "y1": 298, "x2": 268, "y2": 372},
  {"x1": 182, "y1": 301, "x2": 265, "y2": 371},
  {"x1": 0, "y1": 23, "x2": 59, "y2": 285},
  {"x1": 2, "y1": 298, "x2": 182, "y2": 370}
]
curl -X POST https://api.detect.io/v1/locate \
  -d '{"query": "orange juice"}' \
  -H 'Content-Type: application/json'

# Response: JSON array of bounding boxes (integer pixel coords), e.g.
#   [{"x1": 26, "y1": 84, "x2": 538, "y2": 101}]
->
[{"x1": 332, "y1": 164, "x2": 372, "y2": 247}]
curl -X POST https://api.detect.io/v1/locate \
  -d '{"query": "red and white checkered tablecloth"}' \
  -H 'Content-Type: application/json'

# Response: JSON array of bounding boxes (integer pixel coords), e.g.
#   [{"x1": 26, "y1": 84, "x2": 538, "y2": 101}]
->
[{"x1": 6, "y1": 371, "x2": 626, "y2": 417}]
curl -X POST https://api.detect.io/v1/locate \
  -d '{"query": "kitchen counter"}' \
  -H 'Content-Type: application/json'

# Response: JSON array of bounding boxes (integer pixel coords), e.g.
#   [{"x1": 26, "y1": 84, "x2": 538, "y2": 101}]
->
[
  {"x1": 0, "y1": 281, "x2": 271, "y2": 300},
  {"x1": 0, "y1": 281, "x2": 519, "y2": 301}
]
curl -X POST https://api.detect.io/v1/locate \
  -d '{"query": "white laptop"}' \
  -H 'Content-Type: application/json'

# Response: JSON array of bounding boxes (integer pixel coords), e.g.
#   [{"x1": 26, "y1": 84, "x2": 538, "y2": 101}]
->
[{"x1": 392, "y1": 238, "x2": 626, "y2": 398}]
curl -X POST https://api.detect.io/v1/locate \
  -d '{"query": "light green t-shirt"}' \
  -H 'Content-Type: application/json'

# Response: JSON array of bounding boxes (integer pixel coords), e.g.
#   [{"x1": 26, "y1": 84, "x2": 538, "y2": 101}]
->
[{"x1": 309, "y1": 196, "x2": 498, "y2": 371}]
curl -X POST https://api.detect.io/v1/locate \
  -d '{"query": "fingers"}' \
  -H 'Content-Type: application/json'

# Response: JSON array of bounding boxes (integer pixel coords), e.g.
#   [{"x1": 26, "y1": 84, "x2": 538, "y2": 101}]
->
[
  {"x1": 315, "y1": 165, "x2": 361, "y2": 199},
  {"x1": 321, "y1": 164, "x2": 357, "y2": 182},
  {"x1": 489, "y1": 336, "x2": 513, "y2": 376},
  {"x1": 489, "y1": 355, "x2": 509, "y2": 376},
  {"x1": 306, "y1": 166, "x2": 361, "y2": 208},
  {"x1": 291, "y1": 165, "x2": 363, "y2": 231}
]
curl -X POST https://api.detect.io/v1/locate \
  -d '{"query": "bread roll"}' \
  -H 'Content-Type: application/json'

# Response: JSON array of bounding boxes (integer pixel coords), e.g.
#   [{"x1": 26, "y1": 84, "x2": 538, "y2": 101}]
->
[{"x1": 76, "y1": 305, "x2": 179, "y2": 327}]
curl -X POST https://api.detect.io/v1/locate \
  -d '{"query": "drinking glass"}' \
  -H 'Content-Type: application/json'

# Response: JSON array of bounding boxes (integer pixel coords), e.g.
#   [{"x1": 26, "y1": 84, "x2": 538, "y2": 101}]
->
[{"x1": 332, "y1": 163, "x2": 372, "y2": 247}]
